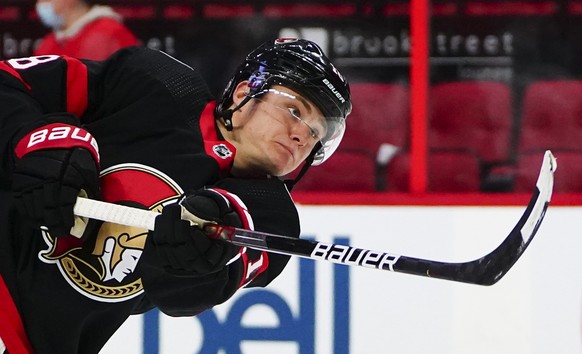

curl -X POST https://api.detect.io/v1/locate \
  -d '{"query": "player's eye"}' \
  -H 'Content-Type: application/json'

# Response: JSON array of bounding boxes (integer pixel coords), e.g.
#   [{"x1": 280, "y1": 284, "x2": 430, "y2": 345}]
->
[{"x1": 287, "y1": 107, "x2": 320, "y2": 140}]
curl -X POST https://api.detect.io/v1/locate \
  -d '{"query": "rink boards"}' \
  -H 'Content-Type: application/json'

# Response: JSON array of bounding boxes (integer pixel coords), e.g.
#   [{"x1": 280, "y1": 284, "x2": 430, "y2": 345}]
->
[{"x1": 102, "y1": 204, "x2": 582, "y2": 354}]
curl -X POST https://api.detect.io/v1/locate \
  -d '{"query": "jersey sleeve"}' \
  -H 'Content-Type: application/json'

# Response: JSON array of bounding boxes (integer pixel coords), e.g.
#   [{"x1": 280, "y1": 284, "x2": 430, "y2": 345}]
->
[
  {"x1": 0, "y1": 54, "x2": 89, "y2": 181},
  {"x1": 0, "y1": 55, "x2": 90, "y2": 118},
  {"x1": 137, "y1": 178, "x2": 300, "y2": 317},
  {"x1": 0, "y1": 47, "x2": 207, "y2": 182}
]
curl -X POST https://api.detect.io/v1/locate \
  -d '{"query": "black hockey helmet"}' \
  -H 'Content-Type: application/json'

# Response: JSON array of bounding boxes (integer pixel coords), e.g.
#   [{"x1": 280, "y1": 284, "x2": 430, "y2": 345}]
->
[{"x1": 217, "y1": 38, "x2": 352, "y2": 166}]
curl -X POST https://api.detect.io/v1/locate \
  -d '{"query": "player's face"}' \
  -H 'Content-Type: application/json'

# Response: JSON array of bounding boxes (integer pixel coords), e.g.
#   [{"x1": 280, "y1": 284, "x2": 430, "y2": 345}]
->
[{"x1": 230, "y1": 84, "x2": 327, "y2": 177}]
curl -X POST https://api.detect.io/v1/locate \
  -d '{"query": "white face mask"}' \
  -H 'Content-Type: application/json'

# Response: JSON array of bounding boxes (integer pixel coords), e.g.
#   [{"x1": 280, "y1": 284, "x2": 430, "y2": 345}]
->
[{"x1": 36, "y1": 2, "x2": 64, "y2": 29}]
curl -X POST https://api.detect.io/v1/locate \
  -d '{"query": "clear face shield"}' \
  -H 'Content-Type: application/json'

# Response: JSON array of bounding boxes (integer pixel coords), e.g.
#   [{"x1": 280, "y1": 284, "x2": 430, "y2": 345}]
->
[
  {"x1": 249, "y1": 88, "x2": 346, "y2": 166},
  {"x1": 311, "y1": 121, "x2": 345, "y2": 165}
]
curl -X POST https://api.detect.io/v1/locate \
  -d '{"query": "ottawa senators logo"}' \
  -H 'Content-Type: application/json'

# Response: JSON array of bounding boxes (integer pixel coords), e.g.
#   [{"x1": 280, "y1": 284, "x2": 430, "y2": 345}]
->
[{"x1": 38, "y1": 163, "x2": 182, "y2": 302}]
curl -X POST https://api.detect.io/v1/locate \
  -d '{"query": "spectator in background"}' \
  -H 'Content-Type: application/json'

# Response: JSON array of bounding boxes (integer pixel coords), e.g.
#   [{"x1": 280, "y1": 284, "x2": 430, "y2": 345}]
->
[{"x1": 34, "y1": 0, "x2": 139, "y2": 60}]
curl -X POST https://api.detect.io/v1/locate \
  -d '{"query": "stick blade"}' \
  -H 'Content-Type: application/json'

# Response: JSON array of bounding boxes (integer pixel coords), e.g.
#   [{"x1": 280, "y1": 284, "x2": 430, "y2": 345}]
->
[{"x1": 476, "y1": 150, "x2": 556, "y2": 285}]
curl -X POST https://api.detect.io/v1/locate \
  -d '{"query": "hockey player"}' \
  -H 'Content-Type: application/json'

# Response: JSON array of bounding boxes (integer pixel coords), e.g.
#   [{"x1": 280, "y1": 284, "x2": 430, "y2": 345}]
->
[{"x1": 0, "y1": 38, "x2": 351, "y2": 353}]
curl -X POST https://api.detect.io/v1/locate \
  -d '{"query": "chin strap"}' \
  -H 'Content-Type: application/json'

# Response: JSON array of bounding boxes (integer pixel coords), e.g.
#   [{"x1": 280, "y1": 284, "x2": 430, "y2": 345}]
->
[{"x1": 283, "y1": 142, "x2": 320, "y2": 191}]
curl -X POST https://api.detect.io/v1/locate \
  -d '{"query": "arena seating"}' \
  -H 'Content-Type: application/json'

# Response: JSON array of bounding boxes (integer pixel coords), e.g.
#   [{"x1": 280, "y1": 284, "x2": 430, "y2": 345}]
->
[
  {"x1": 429, "y1": 80, "x2": 513, "y2": 166},
  {"x1": 514, "y1": 80, "x2": 582, "y2": 192},
  {"x1": 293, "y1": 82, "x2": 409, "y2": 191},
  {"x1": 292, "y1": 150, "x2": 377, "y2": 191},
  {"x1": 383, "y1": 80, "x2": 512, "y2": 192},
  {"x1": 430, "y1": 81, "x2": 514, "y2": 190},
  {"x1": 297, "y1": 80, "x2": 514, "y2": 192},
  {"x1": 386, "y1": 150, "x2": 481, "y2": 192},
  {"x1": 2, "y1": 0, "x2": 581, "y2": 196}
]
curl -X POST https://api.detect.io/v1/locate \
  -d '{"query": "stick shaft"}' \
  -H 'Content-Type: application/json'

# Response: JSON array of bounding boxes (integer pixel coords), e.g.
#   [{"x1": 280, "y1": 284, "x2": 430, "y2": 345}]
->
[
  {"x1": 73, "y1": 150, "x2": 556, "y2": 285},
  {"x1": 73, "y1": 198, "x2": 157, "y2": 231}
]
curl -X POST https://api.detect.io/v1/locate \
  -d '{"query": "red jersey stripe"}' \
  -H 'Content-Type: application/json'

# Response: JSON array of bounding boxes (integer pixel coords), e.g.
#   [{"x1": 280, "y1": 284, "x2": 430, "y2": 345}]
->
[
  {"x1": 63, "y1": 56, "x2": 88, "y2": 117},
  {"x1": 199, "y1": 101, "x2": 235, "y2": 175}
]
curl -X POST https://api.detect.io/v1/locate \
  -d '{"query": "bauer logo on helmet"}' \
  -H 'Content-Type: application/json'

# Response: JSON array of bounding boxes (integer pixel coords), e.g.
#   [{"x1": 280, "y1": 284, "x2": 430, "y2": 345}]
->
[{"x1": 322, "y1": 78, "x2": 346, "y2": 104}]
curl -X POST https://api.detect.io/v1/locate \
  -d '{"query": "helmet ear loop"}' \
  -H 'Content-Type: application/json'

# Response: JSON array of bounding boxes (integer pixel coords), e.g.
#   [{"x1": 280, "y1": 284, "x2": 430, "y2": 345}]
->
[
  {"x1": 220, "y1": 74, "x2": 272, "y2": 131},
  {"x1": 218, "y1": 91, "x2": 256, "y2": 131}
]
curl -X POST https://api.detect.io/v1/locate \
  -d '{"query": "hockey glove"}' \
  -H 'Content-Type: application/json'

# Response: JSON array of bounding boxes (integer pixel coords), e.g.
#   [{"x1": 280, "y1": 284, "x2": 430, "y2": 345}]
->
[
  {"x1": 12, "y1": 121, "x2": 100, "y2": 238},
  {"x1": 151, "y1": 190, "x2": 243, "y2": 276}
]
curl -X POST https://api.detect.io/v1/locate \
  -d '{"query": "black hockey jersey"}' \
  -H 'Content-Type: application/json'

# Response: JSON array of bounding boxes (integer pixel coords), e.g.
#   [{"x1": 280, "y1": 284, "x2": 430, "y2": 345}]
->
[{"x1": 0, "y1": 47, "x2": 300, "y2": 354}]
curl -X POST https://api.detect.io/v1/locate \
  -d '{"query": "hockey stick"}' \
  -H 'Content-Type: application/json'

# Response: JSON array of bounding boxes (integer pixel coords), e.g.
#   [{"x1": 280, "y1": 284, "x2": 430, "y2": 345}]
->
[{"x1": 73, "y1": 150, "x2": 556, "y2": 285}]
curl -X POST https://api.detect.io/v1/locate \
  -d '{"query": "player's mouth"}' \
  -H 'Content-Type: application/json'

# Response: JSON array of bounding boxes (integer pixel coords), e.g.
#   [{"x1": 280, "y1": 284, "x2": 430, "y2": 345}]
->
[{"x1": 275, "y1": 141, "x2": 295, "y2": 161}]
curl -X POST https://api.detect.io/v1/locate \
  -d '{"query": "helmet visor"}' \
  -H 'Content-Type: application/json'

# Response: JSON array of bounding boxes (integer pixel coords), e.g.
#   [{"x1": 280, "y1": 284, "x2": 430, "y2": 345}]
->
[
  {"x1": 252, "y1": 88, "x2": 346, "y2": 165},
  {"x1": 312, "y1": 117, "x2": 345, "y2": 165}
]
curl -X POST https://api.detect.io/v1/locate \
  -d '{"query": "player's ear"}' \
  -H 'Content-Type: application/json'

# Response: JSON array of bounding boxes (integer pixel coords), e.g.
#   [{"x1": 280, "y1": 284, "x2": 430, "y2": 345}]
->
[{"x1": 232, "y1": 80, "x2": 250, "y2": 106}]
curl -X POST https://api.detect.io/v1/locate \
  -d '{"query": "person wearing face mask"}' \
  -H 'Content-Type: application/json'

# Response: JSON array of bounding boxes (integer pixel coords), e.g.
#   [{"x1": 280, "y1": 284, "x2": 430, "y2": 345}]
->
[{"x1": 33, "y1": 0, "x2": 139, "y2": 60}]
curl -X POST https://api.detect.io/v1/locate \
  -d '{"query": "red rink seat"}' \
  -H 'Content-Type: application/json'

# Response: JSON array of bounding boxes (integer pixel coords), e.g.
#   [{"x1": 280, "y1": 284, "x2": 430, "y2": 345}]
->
[
  {"x1": 519, "y1": 80, "x2": 582, "y2": 152},
  {"x1": 515, "y1": 80, "x2": 582, "y2": 192},
  {"x1": 386, "y1": 151, "x2": 481, "y2": 192},
  {"x1": 342, "y1": 82, "x2": 409, "y2": 154},
  {"x1": 292, "y1": 150, "x2": 376, "y2": 192},
  {"x1": 514, "y1": 152, "x2": 582, "y2": 193},
  {"x1": 426, "y1": 81, "x2": 514, "y2": 191},
  {"x1": 429, "y1": 81, "x2": 512, "y2": 164}
]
